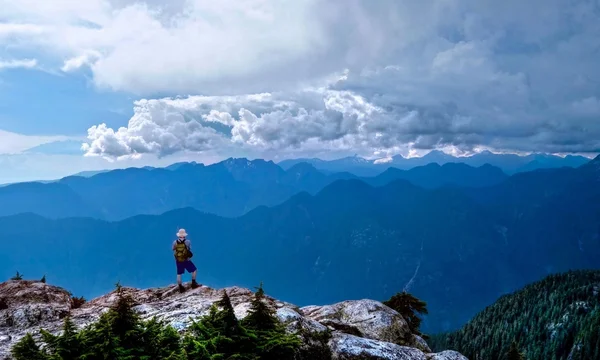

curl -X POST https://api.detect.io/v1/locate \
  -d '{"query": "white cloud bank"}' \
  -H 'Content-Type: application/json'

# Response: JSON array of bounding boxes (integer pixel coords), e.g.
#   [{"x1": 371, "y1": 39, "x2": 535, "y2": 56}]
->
[
  {"x1": 1, "y1": 0, "x2": 600, "y2": 159},
  {"x1": 0, "y1": 59, "x2": 37, "y2": 70},
  {"x1": 0, "y1": 130, "x2": 70, "y2": 154}
]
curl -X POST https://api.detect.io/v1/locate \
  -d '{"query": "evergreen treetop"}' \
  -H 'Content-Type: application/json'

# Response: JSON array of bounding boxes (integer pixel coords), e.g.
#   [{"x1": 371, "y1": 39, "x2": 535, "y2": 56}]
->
[
  {"x1": 11, "y1": 271, "x2": 23, "y2": 281},
  {"x1": 383, "y1": 291, "x2": 428, "y2": 336}
]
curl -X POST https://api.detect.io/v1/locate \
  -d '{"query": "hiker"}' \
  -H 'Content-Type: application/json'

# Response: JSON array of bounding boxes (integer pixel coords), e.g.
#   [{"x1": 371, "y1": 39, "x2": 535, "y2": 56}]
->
[{"x1": 172, "y1": 228, "x2": 199, "y2": 292}]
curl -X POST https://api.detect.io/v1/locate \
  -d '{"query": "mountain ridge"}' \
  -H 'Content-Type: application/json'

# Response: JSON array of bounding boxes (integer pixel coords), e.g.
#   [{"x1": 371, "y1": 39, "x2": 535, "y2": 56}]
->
[
  {"x1": 0, "y1": 158, "x2": 508, "y2": 221},
  {"x1": 1, "y1": 161, "x2": 598, "y2": 333},
  {"x1": 278, "y1": 152, "x2": 592, "y2": 176}
]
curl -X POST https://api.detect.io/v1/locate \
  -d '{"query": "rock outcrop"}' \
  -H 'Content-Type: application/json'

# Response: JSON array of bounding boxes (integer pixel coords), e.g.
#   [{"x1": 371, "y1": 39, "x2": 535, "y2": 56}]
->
[{"x1": 0, "y1": 280, "x2": 467, "y2": 359}]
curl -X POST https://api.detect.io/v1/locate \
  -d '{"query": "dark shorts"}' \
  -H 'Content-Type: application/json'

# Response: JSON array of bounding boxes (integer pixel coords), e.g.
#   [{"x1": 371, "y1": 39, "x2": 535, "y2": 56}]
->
[{"x1": 176, "y1": 260, "x2": 197, "y2": 275}]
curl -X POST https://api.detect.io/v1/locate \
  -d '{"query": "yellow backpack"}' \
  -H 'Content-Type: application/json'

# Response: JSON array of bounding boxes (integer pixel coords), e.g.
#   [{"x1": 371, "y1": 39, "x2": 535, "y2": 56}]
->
[{"x1": 174, "y1": 240, "x2": 192, "y2": 262}]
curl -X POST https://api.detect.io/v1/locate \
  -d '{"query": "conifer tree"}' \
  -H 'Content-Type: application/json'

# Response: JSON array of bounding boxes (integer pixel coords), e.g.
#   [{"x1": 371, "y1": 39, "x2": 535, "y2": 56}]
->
[
  {"x1": 242, "y1": 282, "x2": 278, "y2": 331},
  {"x1": 505, "y1": 340, "x2": 525, "y2": 360},
  {"x1": 11, "y1": 271, "x2": 23, "y2": 280},
  {"x1": 139, "y1": 317, "x2": 183, "y2": 359},
  {"x1": 11, "y1": 333, "x2": 47, "y2": 360},
  {"x1": 40, "y1": 275, "x2": 46, "y2": 283},
  {"x1": 79, "y1": 315, "x2": 122, "y2": 360},
  {"x1": 78, "y1": 282, "x2": 144, "y2": 359},
  {"x1": 185, "y1": 290, "x2": 258, "y2": 359},
  {"x1": 215, "y1": 290, "x2": 240, "y2": 336},
  {"x1": 383, "y1": 291, "x2": 428, "y2": 336},
  {"x1": 40, "y1": 316, "x2": 81, "y2": 359},
  {"x1": 241, "y1": 283, "x2": 301, "y2": 360}
]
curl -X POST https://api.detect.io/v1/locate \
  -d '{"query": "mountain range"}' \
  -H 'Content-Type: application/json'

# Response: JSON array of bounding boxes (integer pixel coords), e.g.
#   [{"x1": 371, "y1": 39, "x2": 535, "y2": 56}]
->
[
  {"x1": 0, "y1": 158, "x2": 508, "y2": 220},
  {"x1": 1, "y1": 155, "x2": 599, "y2": 334},
  {"x1": 278, "y1": 151, "x2": 591, "y2": 176}
]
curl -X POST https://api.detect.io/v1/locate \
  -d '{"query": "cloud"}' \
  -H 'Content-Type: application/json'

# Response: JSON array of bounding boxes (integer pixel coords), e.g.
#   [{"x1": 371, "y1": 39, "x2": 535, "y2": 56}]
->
[
  {"x1": 61, "y1": 50, "x2": 101, "y2": 72},
  {"x1": 572, "y1": 97, "x2": 600, "y2": 117},
  {"x1": 0, "y1": 23, "x2": 46, "y2": 38},
  {"x1": 2, "y1": 0, "x2": 600, "y2": 157},
  {"x1": 23, "y1": 140, "x2": 87, "y2": 155},
  {"x1": 83, "y1": 52, "x2": 600, "y2": 158},
  {"x1": 0, "y1": 130, "x2": 71, "y2": 154},
  {"x1": 0, "y1": 59, "x2": 37, "y2": 70}
]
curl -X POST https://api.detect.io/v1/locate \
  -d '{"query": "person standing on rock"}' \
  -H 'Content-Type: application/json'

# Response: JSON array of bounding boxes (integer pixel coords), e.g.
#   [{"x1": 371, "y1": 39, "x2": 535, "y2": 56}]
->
[{"x1": 172, "y1": 228, "x2": 199, "y2": 292}]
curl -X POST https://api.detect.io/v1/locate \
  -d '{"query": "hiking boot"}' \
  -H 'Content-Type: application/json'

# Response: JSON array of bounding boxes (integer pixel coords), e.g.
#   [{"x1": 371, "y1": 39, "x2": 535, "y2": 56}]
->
[
  {"x1": 191, "y1": 279, "x2": 199, "y2": 289},
  {"x1": 178, "y1": 284, "x2": 185, "y2": 293}
]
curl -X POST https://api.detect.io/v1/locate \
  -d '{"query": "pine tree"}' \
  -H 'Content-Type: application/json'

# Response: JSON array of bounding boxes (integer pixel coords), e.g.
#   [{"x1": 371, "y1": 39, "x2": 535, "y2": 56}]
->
[
  {"x1": 185, "y1": 290, "x2": 259, "y2": 359},
  {"x1": 505, "y1": 340, "x2": 525, "y2": 360},
  {"x1": 39, "y1": 316, "x2": 81, "y2": 359},
  {"x1": 242, "y1": 282, "x2": 278, "y2": 331},
  {"x1": 40, "y1": 275, "x2": 46, "y2": 283},
  {"x1": 70, "y1": 295, "x2": 86, "y2": 309},
  {"x1": 241, "y1": 283, "x2": 301, "y2": 360},
  {"x1": 383, "y1": 291, "x2": 428, "y2": 336},
  {"x1": 11, "y1": 271, "x2": 23, "y2": 281},
  {"x1": 11, "y1": 333, "x2": 48, "y2": 360},
  {"x1": 79, "y1": 315, "x2": 122, "y2": 360},
  {"x1": 77, "y1": 282, "x2": 145, "y2": 359},
  {"x1": 138, "y1": 317, "x2": 183, "y2": 359},
  {"x1": 215, "y1": 290, "x2": 240, "y2": 336}
]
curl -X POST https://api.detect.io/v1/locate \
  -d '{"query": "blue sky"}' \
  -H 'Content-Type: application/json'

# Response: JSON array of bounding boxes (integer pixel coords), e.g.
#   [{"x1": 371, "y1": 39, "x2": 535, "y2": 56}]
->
[
  {"x1": 0, "y1": 0, "x2": 599, "y2": 183},
  {"x1": 0, "y1": 67, "x2": 131, "y2": 136}
]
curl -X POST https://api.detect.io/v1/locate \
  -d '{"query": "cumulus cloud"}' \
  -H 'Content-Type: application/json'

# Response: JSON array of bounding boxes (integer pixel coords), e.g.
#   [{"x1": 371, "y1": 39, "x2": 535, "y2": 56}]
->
[{"x1": 2, "y1": 0, "x2": 600, "y2": 157}]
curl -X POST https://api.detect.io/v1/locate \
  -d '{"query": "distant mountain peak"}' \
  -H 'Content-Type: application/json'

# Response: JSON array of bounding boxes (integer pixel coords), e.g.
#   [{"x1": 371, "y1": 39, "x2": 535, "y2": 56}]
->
[
  {"x1": 286, "y1": 162, "x2": 319, "y2": 172},
  {"x1": 337, "y1": 155, "x2": 370, "y2": 163},
  {"x1": 222, "y1": 157, "x2": 277, "y2": 169},
  {"x1": 478, "y1": 150, "x2": 495, "y2": 155}
]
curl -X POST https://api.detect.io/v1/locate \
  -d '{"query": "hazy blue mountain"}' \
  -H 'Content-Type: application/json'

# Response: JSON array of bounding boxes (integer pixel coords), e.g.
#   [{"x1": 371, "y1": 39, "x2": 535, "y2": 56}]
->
[
  {"x1": 279, "y1": 151, "x2": 592, "y2": 175},
  {"x1": 365, "y1": 162, "x2": 507, "y2": 188},
  {"x1": 279, "y1": 155, "x2": 381, "y2": 176},
  {"x1": 1, "y1": 156, "x2": 598, "y2": 334},
  {"x1": 0, "y1": 158, "x2": 506, "y2": 220},
  {"x1": 0, "y1": 182, "x2": 100, "y2": 218},
  {"x1": 69, "y1": 170, "x2": 111, "y2": 178}
]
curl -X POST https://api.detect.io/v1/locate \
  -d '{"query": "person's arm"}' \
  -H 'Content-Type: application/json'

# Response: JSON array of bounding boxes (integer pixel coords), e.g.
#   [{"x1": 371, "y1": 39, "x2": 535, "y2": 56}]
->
[{"x1": 186, "y1": 239, "x2": 192, "y2": 251}]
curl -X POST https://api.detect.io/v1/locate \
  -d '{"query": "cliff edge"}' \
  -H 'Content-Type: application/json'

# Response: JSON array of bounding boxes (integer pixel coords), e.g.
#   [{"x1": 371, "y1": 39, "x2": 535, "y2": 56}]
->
[{"x1": 0, "y1": 280, "x2": 466, "y2": 359}]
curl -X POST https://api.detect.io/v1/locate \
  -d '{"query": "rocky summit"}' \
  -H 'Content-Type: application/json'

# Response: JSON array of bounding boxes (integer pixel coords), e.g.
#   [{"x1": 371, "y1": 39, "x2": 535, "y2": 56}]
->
[{"x1": 0, "y1": 280, "x2": 466, "y2": 360}]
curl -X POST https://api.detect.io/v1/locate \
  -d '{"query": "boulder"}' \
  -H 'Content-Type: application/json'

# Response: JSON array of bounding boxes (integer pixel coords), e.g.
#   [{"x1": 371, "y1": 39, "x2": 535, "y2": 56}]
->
[
  {"x1": 301, "y1": 299, "x2": 411, "y2": 344},
  {"x1": 411, "y1": 334, "x2": 432, "y2": 353},
  {"x1": 426, "y1": 350, "x2": 468, "y2": 360},
  {"x1": 329, "y1": 332, "x2": 428, "y2": 360}
]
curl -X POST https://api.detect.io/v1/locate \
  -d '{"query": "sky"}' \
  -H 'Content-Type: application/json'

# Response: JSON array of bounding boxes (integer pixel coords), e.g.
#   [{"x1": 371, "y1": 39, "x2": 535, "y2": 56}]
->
[{"x1": 0, "y1": 0, "x2": 599, "y2": 183}]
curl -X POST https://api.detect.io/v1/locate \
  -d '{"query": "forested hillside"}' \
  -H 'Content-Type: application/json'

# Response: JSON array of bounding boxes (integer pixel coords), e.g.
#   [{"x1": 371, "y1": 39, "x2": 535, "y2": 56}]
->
[{"x1": 430, "y1": 270, "x2": 600, "y2": 360}]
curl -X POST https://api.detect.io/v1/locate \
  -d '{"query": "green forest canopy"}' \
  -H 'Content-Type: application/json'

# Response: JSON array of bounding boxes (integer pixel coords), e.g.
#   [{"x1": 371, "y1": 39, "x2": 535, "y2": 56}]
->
[{"x1": 429, "y1": 270, "x2": 600, "y2": 360}]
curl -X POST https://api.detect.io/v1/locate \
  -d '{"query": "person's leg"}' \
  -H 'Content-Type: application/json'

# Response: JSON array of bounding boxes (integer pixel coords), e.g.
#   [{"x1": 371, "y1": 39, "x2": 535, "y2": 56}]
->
[
  {"x1": 186, "y1": 261, "x2": 199, "y2": 288},
  {"x1": 176, "y1": 262, "x2": 185, "y2": 292},
  {"x1": 176, "y1": 261, "x2": 185, "y2": 282}
]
